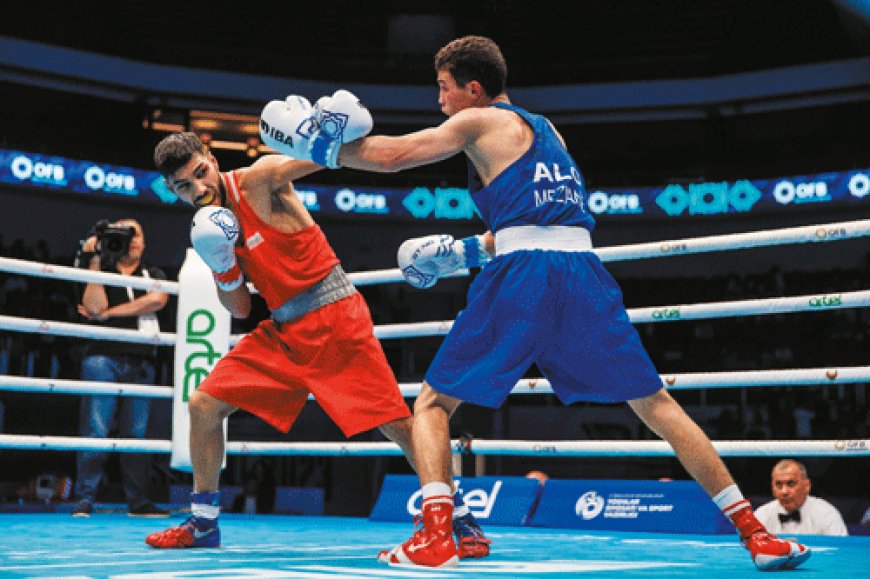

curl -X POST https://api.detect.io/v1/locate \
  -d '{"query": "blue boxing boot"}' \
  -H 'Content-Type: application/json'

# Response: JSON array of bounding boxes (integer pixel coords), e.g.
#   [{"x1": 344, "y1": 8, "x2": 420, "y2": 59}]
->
[
  {"x1": 146, "y1": 491, "x2": 221, "y2": 548},
  {"x1": 452, "y1": 493, "x2": 491, "y2": 558}
]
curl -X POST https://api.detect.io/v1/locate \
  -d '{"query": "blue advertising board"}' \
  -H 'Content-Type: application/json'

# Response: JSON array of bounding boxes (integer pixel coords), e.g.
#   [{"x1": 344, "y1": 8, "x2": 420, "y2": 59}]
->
[
  {"x1": 3, "y1": 147, "x2": 868, "y2": 221},
  {"x1": 370, "y1": 475, "x2": 540, "y2": 526},
  {"x1": 529, "y1": 479, "x2": 732, "y2": 534}
]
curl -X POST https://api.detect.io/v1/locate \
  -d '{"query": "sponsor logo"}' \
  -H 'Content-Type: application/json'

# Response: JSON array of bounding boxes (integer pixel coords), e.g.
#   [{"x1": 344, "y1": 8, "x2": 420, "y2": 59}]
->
[
  {"x1": 10, "y1": 155, "x2": 67, "y2": 185},
  {"x1": 207, "y1": 207, "x2": 239, "y2": 241},
  {"x1": 814, "y1": 227, "x2": 848, "y2": 240},
  {"x1": 259, "y1": 115, "x2": 316, "y2": 147},
  {"x1": 825, "y1": 370, "x2": 838, "y2": 380},
  {"x1": 651, "y1": 308, "x2": 681, "y2": 320},
  {"x1": 84, "y1": 165, "x2": 136, "y2": 194},
  {"x1": 659, "y1": 242, "x2": 689, "y2": 254},
  {"x1": 334, "y1": 188, "x2": 388, "y2": 214},
  {"x1": 531, "y1": 444, "x2": 558, "y2": 453},
  {"x1": 402, "y1": 187, "x2": 476, "y2": 220},
  {"x1": 407, "y1": 480, "x2": 502, "y2": 519},
  {"x1": 849, "y1": 173, "x2": 869, "y2": 198},
  {"x1": 834, "y1": 440, "x2": 868, "y2": 452},
  {"x1": 182, "y1": 309, "x2": 222, "y2": 402},
  {"x1": 808, "y1": 294, "x2": 842, "y2": 308},
  {"x1": 655, "y1": 180, "x2": 761, "y2": 216},
  {"x1": 575, "y1": 491, "x2": 605, "y2": 520},
  {"x1": 773, "y1": 180, "x2": 831, "y2": 205},
  {"x1": 588, "y1": 190, "x2": 642, "y2": 215}
]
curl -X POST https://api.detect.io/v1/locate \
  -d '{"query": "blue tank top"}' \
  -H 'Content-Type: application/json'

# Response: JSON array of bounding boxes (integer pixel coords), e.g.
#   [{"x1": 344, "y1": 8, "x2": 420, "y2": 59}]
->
[{"x1": 468, "y1": 103, "x2": 595, "y2": 234}]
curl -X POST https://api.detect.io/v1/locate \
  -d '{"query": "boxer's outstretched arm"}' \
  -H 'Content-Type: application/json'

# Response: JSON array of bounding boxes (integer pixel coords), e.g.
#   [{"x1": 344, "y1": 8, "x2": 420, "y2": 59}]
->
[{"x1": 339, "y1": 113, "x2": 473, "y2": 173}]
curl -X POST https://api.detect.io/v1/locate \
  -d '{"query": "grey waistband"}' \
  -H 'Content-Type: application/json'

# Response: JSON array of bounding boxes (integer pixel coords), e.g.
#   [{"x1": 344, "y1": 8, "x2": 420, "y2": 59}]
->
[{"x1": 271, "y1": 265, "x2": 357, "y2": 324}]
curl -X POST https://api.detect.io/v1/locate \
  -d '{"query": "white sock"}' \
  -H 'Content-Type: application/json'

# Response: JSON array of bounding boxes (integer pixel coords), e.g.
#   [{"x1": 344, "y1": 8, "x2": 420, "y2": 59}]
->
[
  {"x1": 421, "y1": 482, "x2": 453, "y2": 500},
  {"x1": 191, "y1": 503, "x2": 220, "y2": 519},
  {"x1": 712, "y1": 484, "x2": 748, "y2": 514}
]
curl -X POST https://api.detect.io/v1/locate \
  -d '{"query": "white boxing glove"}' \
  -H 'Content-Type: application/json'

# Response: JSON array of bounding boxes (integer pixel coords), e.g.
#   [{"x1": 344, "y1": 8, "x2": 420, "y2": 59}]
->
[
  {"x1": 397, "y1": 234, "x2": 490, "y2": 289},
  {"x1": 259, "y1": 95, "x2": 317, "y2": 161},
  {"x1": 190, "y1": 206, "x2": 245, "y2": 291},
  {"x1": 308, "y1": 89, "x2": 373, "y2": 168}
]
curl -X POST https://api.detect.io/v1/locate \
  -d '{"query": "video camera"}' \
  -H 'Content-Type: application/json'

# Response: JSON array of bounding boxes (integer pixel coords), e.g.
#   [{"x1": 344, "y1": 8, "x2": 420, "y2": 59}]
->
[{"x1": 75, "y1": 219, "x2": 135, "y2": 270}]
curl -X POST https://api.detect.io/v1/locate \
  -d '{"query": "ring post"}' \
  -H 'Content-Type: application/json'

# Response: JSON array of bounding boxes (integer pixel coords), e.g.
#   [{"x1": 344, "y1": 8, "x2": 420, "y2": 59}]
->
[{"x1": 171, "y1": 248, "x2": 231, "y2": 471}]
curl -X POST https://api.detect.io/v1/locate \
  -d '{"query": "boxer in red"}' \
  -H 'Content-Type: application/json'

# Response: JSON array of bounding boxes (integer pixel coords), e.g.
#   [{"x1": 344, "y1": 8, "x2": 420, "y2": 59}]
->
[{"x1": 146, "y1": 128, "x2": 487, "y2": 554}]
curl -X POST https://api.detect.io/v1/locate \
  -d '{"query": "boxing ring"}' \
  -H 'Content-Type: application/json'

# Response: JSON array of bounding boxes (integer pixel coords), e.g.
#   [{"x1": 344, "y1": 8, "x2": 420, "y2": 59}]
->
[{"x1": 1, "y1": 219, "x2": 870, "y2": 577}]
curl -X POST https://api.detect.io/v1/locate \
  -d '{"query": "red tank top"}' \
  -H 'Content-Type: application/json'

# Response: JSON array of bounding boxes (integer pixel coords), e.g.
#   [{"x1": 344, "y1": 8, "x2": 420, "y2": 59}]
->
[{"x1": 221, "y1": 170, "x2": 339, "y2": 311}]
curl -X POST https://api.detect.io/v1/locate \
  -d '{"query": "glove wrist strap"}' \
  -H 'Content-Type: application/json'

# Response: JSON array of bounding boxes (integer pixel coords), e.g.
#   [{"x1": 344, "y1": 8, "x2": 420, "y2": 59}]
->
[
  {"x1": 214, "y1": 264, "x2": 244, "y2": 291},
  {"x1": 309, "y1": 132, "x2": 341, "y2": 168},
  {"x1": 459, "y1": 235, "x2": 491, "y2": 269}
]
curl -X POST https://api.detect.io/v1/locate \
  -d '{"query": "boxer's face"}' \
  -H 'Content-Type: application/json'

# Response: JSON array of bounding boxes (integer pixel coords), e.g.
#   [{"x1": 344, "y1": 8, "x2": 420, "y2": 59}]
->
[
  {"x1": 771, "y1": 464, "x2": 810, "y2": 511},
  {"x1": 167, "y1": 152, "x2": 222, "y2": 208},
  {"x1": 437, "y1": 70, "x2": 478, "y2": 117}
]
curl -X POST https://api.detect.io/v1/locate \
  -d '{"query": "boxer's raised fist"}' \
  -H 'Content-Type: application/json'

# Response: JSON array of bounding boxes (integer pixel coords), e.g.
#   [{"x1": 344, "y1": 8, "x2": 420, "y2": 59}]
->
[
  {"x1": 259, "y1": 95, "x2": 317, "y2": 161},
  {"x1": 190, "y1": 206, "x2": 244, "y2": 291}
]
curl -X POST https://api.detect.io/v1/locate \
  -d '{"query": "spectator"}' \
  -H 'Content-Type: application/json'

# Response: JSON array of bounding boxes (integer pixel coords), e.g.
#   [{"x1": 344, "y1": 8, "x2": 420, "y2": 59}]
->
[
  {"x1": 755, "y1": 459, "x2": 847, "y2": 536},
  {"x1": 71, "y1": 219, "x2": 170, "y2": 518}
]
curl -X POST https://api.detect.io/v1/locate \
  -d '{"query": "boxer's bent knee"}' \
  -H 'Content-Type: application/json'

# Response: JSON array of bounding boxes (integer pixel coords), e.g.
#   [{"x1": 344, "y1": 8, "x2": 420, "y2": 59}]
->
[
  {"x1": 415, "y1": 381, "x2": 461, "y2": 417},
  {"x1": 188, "y1": 390, "x2": 236, "y2": 424}
]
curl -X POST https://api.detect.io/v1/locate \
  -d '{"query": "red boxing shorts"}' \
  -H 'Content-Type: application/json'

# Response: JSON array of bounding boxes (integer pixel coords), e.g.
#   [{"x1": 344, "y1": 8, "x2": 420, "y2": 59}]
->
[{"x1": 199, "y1": 292, "x2": 410, "y2": 437}]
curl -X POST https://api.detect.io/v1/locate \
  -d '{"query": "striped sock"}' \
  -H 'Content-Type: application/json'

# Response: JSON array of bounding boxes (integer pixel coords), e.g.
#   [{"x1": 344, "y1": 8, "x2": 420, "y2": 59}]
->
[{"x1": 713, "y1": 484, "x2": 762, "y2": 537}]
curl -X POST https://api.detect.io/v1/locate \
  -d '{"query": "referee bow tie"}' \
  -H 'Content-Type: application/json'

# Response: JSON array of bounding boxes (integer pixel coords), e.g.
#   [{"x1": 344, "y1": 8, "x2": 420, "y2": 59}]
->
[{"x1": 779, "y1": 510, "x2": 801, "y2": 524}]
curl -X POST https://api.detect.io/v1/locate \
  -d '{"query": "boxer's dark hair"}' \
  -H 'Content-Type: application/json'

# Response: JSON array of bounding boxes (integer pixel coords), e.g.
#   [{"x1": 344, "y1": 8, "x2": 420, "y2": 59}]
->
[
  {"x1": 154, "y1": 132, "x2": 207, "y2": 176},
  {"x1": 435, "y1": 35, "x2": 507, "y2": 99}
]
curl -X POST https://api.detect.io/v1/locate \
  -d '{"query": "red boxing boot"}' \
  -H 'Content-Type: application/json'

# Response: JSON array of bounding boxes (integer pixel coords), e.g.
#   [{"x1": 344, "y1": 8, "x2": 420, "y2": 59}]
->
[
  {"x1": 377, "y1": 495, "x2": 459, "y2": 568},
  {"x1": 728, "y1": 500, "x2": 811, "y2": 570}
]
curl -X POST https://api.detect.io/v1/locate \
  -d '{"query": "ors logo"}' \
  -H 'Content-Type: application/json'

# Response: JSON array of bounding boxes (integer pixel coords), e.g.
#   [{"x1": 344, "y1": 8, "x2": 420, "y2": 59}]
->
[
  {"x1": 575, "y1": 491, "x2": 605, "y2": 520},
  {"x1": 183, "y1": 309, "x2": 222, "y2": 401}
]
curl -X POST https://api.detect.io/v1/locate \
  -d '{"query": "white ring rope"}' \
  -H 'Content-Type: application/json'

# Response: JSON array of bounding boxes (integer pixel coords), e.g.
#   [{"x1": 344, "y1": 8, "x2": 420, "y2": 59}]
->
[
  {"x1": 0, "y1": 434, "x2": 866, "y2": 457},
  {"x1": 0, "y1": 256, "x2": 179, "y2": 294},
  {"x1": 2, "y1": 219, "x2": 869, "y2": 289},
  {"x1": 0, "y1": 375, "x2": 173, "y2": 398},
  {"x1": 3, "y1": 288, "x2": 866, "y2": 346},
  {"x1": 0, "y1": 314, "x2": 174, "y2": 345},
  {"x1": 5, "y1": 366, "x2": 869, "y2": 399}
]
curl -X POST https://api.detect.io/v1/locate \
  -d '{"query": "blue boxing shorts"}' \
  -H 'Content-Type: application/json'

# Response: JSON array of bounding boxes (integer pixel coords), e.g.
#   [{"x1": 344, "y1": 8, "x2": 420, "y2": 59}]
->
[{"x1": 425, "y1": 250, "x2": 663, "y2": 407}]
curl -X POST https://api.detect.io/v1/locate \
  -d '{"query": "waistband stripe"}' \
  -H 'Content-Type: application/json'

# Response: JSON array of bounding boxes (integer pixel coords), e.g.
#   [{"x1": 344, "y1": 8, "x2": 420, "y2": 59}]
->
[
  {"x1": 494, "y1": 226, "x2": 593, "y2": 256},
  {"x1": 271, "y1": 265, "x2": 356, "y2": 324}
]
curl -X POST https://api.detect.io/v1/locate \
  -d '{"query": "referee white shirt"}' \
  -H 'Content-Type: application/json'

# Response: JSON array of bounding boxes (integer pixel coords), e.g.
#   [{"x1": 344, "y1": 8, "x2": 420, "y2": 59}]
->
[{"x1": 756, "y1": 495, "x2": 848, "y2": 536}]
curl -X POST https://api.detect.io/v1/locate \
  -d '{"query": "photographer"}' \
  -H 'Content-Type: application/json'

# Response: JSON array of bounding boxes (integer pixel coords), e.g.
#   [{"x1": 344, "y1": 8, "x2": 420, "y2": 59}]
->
[{"x1": 72, "y1": 218, "x2": 170, "y2": 518}]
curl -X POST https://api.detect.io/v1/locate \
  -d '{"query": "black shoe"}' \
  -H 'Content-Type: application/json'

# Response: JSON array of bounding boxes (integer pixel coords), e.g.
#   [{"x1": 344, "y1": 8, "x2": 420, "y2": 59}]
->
[
  {"x1": 128, "y1": 502, "x2": 171, "y2": 518},
  {"x1": 72, "y1": 499, "x2": 93, "y2": 517}
]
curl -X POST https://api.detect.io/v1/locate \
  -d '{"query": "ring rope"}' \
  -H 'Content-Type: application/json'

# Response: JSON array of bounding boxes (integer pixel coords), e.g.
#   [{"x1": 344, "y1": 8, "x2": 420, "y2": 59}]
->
[
  {"x1": 2, "y1": 218, "x2": 869, "y2": 289},
  {"x1": 3, "y1": 366, "x2": 869, "y2": 399},
  {"x1": 0, "y1": 375, "x2": 173, "y2": 398},
  {"x1": 0, "y1": 314, "x2": 172, "y2": 345},
  {"x1": 4, "y1": 287, "x2": 865, "y2": 346},
  {"x1": 0, "y1": 434, "x2": 866, "y2": 457},
  {"x1": 6, "y1": 366, "x2": 870, "y2": 400}
]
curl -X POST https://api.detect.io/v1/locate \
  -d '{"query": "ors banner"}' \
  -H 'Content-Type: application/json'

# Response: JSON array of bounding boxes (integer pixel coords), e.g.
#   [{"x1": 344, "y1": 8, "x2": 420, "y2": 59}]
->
[
  {"x1": 529, "y1": 479, "x2": 731, "y2": 534},
  {"x1": 171, "y1": 249, "x2": 231, "y2": 471}
]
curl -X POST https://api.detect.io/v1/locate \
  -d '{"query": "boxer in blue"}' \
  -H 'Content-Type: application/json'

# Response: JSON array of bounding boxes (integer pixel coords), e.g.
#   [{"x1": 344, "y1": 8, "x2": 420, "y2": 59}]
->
[{"x1": 260, "y1": 35, "x2": 809, "y2": 571}]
